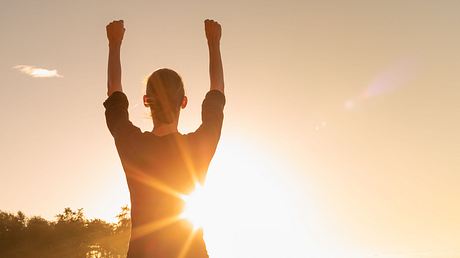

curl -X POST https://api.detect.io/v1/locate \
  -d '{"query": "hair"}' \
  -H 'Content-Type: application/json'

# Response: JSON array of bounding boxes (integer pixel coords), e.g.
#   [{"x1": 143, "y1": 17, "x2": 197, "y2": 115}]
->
[{"x1": 146, "y1": 68, "x2": 185, "y2": 124}]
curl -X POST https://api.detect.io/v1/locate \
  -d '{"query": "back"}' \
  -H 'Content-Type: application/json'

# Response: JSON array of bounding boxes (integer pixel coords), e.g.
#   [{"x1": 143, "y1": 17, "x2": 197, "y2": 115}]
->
[{"x1": 103, "y1": 90, "x2": 225, "y2": 258}]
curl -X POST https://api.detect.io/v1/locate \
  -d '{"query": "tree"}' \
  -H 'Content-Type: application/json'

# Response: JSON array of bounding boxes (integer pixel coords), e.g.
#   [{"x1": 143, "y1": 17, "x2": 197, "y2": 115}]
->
[{"x1": 0, "y1": 207, "x2": 132, "y2": 258}]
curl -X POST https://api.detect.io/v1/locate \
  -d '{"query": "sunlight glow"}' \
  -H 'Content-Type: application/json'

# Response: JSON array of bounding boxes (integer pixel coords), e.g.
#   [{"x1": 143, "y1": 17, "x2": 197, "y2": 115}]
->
[{"x1": 177, "y1": 136, "x2": 321, "y2": 258}]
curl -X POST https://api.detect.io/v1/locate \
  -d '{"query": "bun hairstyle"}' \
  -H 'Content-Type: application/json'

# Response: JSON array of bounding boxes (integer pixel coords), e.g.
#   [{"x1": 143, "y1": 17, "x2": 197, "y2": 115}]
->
[{"x1": 145, "y1": 68, "x2": 185, "y2": 124}]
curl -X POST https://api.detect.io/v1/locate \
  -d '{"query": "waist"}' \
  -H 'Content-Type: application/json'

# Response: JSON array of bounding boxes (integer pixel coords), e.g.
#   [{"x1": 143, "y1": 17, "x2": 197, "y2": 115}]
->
[{"x1": 127, "y1": 221, "x2": 208, "y2": 258}]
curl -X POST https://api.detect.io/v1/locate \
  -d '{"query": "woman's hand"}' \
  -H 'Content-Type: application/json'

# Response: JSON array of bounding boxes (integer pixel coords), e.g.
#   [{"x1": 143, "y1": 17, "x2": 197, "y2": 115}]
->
[
  {"x1": 205, "y1": 19, "x2": 221, "y2": 46},
  {"x1": 106, "y1": 20, "x2": 125, "y2": 46}
]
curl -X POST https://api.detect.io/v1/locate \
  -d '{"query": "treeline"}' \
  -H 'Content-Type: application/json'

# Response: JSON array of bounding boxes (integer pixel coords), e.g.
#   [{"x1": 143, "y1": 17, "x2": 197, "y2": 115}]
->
[{"x1": 0, "y1": 207, "x2": 131, "y2": 258}]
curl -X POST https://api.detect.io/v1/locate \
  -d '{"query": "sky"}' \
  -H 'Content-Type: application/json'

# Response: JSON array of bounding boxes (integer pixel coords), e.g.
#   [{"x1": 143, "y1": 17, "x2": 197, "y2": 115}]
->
[{"x1": 0, "y1": 0, "x2": 459, "y2": 257}]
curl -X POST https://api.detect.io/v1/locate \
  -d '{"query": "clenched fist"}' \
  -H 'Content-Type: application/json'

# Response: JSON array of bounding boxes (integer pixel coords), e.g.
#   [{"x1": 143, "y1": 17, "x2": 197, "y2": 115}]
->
[
  {"x1": 205, "y1": 19, "x2": 221, "y2": 45},
  {"x1": 106, "y1": 20, "x2": 125, "y2": 45}
]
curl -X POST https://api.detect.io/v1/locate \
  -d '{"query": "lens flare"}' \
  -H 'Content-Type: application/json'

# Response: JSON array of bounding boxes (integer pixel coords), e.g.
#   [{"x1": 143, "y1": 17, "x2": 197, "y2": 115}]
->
[{"x1": 345, "y1": 58, "x2": 418, "y2": 110}]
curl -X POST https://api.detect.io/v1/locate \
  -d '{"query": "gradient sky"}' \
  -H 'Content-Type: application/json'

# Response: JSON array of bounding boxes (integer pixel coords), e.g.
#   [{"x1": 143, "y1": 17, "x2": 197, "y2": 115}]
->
[{"x1": 0, "y1": 0, "x2": 459, "y2": 257}]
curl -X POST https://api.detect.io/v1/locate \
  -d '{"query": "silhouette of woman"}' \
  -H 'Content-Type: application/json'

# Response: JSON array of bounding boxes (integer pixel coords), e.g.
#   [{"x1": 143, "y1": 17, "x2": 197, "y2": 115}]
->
[{"x1": 104, "y1": 19, "x2": 225, "y2": 258}]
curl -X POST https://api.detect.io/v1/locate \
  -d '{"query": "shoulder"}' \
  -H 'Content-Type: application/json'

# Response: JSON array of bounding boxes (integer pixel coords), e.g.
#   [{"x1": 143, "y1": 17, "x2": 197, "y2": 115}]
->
[
  {"x1": 203, "y1": 90, "x2": 226, "y2": 106},
  {"x1": 103, "y1": 91, "x2": 129, "y2": 109}
]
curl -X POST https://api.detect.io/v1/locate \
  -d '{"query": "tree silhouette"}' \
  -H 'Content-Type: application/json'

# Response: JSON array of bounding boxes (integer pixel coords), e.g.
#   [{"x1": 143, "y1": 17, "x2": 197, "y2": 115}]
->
[{"x1": 0, "y1": 207, "x2": 131, "y2": 258}]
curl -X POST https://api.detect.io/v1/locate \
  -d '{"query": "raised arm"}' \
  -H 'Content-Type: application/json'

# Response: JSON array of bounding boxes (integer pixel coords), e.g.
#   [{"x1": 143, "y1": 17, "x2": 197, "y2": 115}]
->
[
  {"x1": 205, "y1": 19, "x2": 225, "y2": 94},
  {"x1": 106, "y1": 20, "x2": 126, "y2": 96}
]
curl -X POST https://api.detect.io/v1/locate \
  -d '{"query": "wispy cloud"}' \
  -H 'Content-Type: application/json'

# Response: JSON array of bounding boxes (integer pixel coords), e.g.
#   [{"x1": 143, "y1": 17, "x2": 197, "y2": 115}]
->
[{"x1": 13, "y1": 65, "x2": 63, "y2": 78}]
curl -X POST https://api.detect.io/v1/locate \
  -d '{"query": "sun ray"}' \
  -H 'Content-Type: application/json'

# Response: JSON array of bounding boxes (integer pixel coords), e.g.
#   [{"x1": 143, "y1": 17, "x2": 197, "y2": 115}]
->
[
  {"x1": 176, "y1": 228, "x2": 197, "y2": 258},
  {"x1": 130, "y1": 215, "x2": 180, "y2": 240},
  {"x1": 127, "y1": 167, "x2": 183, "y2": 199},
  {"x1": 172, "y1": 134, "x2": 199, "y2": 184}
]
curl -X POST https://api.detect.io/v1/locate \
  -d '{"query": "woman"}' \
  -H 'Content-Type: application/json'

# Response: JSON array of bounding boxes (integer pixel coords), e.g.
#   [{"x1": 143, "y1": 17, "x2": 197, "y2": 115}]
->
[{"x1": 104, "y1": 19, "x2": 225, "y2": 258}]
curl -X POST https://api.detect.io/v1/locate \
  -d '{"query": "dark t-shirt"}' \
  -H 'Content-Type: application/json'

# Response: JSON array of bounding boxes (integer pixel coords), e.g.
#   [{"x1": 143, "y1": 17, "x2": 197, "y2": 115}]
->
[{"x1": 104, "y1": 90, "x2": 225, "y2": 258}]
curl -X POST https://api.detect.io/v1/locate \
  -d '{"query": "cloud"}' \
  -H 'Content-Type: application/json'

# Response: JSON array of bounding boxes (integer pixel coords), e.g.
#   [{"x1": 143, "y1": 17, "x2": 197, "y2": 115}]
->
[{"x1": 13, "y1": 65, "x2": 63, "y2": 78}]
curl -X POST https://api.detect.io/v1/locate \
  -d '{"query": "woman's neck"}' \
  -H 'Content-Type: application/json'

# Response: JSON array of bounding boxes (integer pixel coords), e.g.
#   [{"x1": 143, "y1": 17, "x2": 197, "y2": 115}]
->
[{"x1": 152, "y1": 122, "x2": 178, "y2": 136}]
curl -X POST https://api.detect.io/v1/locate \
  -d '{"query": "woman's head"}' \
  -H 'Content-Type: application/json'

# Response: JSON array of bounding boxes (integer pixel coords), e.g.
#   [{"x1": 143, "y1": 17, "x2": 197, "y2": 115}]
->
[{"x1": 144, "y1": 68, "x2": 187, "y2": 124}]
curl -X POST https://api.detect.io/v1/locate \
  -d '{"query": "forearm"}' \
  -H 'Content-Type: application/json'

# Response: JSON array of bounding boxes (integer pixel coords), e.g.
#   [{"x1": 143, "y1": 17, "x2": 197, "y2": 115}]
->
[
  {"x1": 107, "y1": 43, "x2": 123, "y2": 96},
  {"x1": 208, "y1": 43, "x2": 224, "y2": 94}
]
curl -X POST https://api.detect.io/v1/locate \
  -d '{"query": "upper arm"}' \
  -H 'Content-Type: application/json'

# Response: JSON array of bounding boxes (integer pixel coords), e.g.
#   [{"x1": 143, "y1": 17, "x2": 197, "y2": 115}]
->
[
  {"x1": 196, "y1": 90, "x2": 226, "y2": 142},
  {"x1": 103, "y1": 91, "x2": 141, "y2": 139},
  {"x1": 192, "y1": 90, "x2": 226, "y2": 163},
  {"x1": 182, "y1": 90, "x2": 225, "y2": 182}
]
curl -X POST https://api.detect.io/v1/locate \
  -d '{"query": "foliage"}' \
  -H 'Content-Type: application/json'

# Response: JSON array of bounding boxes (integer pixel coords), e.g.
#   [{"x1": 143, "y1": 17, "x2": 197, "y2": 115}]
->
[{"x1": 0, "y1": 206, "x2": 131, "y2": 258}]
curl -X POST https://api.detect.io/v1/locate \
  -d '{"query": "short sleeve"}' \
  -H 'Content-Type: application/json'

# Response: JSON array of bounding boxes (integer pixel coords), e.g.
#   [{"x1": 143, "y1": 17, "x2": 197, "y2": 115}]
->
[
  {"x1": 103, "y1": 91, "x2": 141, "y2": 139},
  {"x1": 201, "y1": 90, "x2": 226, "y2": 126},
  {"x1": 192, "y1": 90, "x2": 225, "y2": 156}
]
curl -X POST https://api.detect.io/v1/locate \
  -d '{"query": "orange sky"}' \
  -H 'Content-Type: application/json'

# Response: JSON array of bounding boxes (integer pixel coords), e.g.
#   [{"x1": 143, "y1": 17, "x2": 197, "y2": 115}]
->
[{"x1": 0, "y1": 0, "x2": 459, "y2": 257}]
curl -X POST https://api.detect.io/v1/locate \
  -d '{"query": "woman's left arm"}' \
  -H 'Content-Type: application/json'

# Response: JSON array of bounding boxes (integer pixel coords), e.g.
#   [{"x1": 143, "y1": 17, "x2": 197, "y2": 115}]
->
[{"x1": 106, "y1": 20, "x2": 125, "y2": 96}]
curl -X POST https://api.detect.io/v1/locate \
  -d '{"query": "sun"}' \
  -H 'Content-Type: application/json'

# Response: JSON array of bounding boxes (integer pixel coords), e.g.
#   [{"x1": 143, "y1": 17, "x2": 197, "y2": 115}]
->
[
  {"x1": 175, "y1": 137, "x2": 317, "y2": 258},
  {"x1": 180, "y1": 184, "x2": 210, "y2": 230}
]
